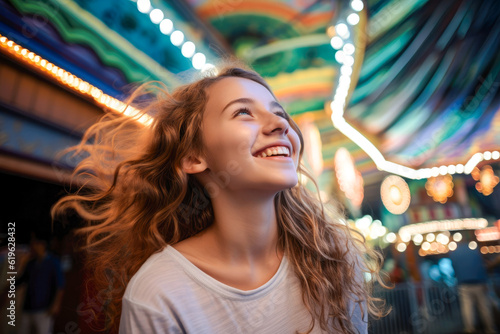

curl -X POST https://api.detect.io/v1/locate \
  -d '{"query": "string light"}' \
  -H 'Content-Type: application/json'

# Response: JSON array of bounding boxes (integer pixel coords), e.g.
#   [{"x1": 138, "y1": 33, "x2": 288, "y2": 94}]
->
[
  {"x1": 131, "y1": 0, "x2": 214, "y2": 72},
  {"x1": 335, "y1": 23, "x2": 349, "y2": 39},
  {"x1": 413, "y1": 234, "x2": 424, "y2": 244},
  {"x1": 475, "y1": 226, "x2": 500, "y2": 241},
  {"x1": 137, "y1": 0, "x2": 151, "y2": 13},
  {"x1": 0, "y1": 34, "x2": 151, "y2": 126},
  {"x1": 330, "y1": 110, "x2": 500, "y2": 179},
  {"x1": 170, "y1": 30, "x2": 184, "y2": 46},
  {"x1": 396, "y1": 243, "x2": 407, "y2": 252},
  {"x1": 327, "y1": 3, "x2": 500, "y2": 181},
  {"x1": 159, "y1": 19, "x2": 174, "y2": 35},
  {"x1": 330, "y1": 36, "x2": 343, "y2": 50},
  {"x1": 192, "y1": 52, "x2": 206, "y2": 70},
  {"x1": 384, "y1": 232, "x2": 397, "y2": 243},
  {"x1": 149, "y1": 8, "x2": 164, "y2": 24},
  {"x1": 343, "y1": 43, "x2": 355, "y2": 55},
  {"x1": 351, "y1": 0, "x2": 364, "y2": 12},
  {"x1": 347, "y1": 13, "x2": 360, "y2": 25},
  {"x1": 399, "y1": 218, "x2": 488, "y2": 236},
  {"x1": 181, "y1": 41, "x2": 196, "y2": 58}
]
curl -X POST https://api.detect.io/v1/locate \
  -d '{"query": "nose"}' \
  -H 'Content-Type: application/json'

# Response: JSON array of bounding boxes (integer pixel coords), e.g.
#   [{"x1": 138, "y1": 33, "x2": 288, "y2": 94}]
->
[{"x1": 263, "y1": 113, "x2": 290, "y2": 136}]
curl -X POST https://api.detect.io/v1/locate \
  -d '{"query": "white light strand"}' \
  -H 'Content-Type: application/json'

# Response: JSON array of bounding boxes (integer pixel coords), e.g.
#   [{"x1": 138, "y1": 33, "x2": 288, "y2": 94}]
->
[
  {"x1": 399, "y1": 218, "x2": 488, "y2": 236},
  {"x1": 131, "y1": 0, "x2": 214, "y2": 71},
  {"x1": 327, "y1": 3, "x2": 500, "y2": 180}
]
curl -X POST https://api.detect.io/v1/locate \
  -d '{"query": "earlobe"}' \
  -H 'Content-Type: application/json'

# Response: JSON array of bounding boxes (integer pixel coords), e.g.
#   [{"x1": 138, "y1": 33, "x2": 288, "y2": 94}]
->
[{"x1": 181, "y1": 155, "x2": 208, "y2": 174}]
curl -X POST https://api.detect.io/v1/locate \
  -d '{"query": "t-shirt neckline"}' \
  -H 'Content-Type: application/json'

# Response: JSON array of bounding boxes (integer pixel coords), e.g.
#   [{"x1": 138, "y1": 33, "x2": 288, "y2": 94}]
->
[{"x1": 164, "y1": 245, "x2": 289, "y2": 300}]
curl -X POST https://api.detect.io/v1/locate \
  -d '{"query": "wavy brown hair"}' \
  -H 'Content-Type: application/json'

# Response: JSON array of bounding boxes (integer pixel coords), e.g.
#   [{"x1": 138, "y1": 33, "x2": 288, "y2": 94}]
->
[{"x1": 52, "y1": 64, "x2": 390, "y2": 333}]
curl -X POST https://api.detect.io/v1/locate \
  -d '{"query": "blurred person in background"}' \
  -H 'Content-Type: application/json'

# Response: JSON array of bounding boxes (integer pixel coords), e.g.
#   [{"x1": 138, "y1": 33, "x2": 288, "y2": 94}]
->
[
  {"x1": 17, "y1": 230, "x2": 65, "y2": 334},
  {"x1": 448, "y1": 231, "x2": 497, "y2": 334}
]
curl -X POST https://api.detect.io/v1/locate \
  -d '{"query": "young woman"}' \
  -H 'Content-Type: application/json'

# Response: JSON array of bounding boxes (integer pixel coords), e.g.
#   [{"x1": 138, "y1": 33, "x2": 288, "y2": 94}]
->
[{"x1": 52, "y1": 64, "x2": 388, "y2": 333}]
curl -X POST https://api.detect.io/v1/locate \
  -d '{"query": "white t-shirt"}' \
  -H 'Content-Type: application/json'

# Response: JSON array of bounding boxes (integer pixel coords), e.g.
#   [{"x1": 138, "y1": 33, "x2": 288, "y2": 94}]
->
[{"x1": 119, "y1": 245, "x2": 367, "y2": 333}]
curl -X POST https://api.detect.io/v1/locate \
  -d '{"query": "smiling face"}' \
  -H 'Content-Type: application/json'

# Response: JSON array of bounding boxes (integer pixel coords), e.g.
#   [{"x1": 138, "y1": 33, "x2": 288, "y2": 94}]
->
[{"x1": 196, "y1": 76, "x2": 301, "y2": 195}]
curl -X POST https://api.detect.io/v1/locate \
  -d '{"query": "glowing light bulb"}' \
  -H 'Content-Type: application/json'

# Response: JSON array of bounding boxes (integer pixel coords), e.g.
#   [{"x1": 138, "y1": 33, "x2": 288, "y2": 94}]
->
[
  {"x1": 330, "y1": 36, "x2": 343, "y2": 50},
  {"x1": 335, "y1": 50, "x2": 345, "y2": 64},
  {"x1": 160, "y1": 19, "x2": 174, "y2": 35},
  {"x1": 150, "y1": 9, "x2": 164, "y2": 24},
  {"x1": 137, "y1": 0, "x2": 151, "y2": 13},
  {"x1": 347, "y1": 13, "x2": 360, "y2": 25},
  {"x1": 335, "y1": 23, "x2": 349, "y2": 39},
  {"x1": 397, "y1": 243, "x2": 407, "y2": 252},
  {"x1": 181, "y1": 41, "x2": 196, "y2": 58},
  {"x1": 192, "y1": 52, "x2": 206, "y2": 70},
  {"x1": 351, "y1": 0, "x2": 364, "y2": 11},
  {"x1": 170, "y1": 30, "x2": 184, "y2": 46},
  {"x1": 201, "y1": 63, "x2": 218, "y2": 76},
  {"x1": 343, "y1": 43, "x2": 355, "y2": 55}
]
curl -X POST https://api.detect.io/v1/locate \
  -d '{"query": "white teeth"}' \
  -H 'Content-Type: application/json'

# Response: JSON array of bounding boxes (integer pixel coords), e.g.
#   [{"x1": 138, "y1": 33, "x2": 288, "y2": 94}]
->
[{"x1": 256, "y1": 146, "x2": 291, "y2": 158}]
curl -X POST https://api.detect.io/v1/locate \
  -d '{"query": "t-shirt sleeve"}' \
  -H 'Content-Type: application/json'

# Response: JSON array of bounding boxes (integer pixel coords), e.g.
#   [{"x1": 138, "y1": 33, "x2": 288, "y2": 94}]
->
[
  {"x1": 348, "y1": 250, "x2": 368, "y2": 334},
  {"x1": 350, "y1": 299, "x2": 368, "y2": 334},
  {"x1": 119, "y1": 297, "x2": 184, "y2": 334}
]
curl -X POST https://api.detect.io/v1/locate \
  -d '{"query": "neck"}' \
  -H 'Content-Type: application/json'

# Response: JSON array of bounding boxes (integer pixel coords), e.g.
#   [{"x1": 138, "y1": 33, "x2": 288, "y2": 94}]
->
[{"x1": 204, "y1": 190, "x2": 282, "y2": 265}]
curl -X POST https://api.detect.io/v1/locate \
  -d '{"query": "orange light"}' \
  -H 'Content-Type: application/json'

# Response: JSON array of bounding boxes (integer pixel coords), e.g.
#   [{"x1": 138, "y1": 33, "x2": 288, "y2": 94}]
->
[{"x1": 0, "y1": 33, "x2": 152, "y2": 126}]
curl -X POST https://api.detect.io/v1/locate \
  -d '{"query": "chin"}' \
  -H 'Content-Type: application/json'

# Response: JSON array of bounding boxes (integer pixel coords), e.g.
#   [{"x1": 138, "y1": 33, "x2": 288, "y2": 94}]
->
[{"x1": 271, "y1": 176, "x2": 299, "y2": 192}]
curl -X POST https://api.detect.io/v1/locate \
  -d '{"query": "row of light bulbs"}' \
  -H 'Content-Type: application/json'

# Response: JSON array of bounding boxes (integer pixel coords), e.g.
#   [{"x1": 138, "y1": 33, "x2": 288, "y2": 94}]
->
[
  {"x1": 480, "y1": 245, "x2": 500, "y2": 255},
  {"x1": 399, "y1": 239, "x2": 479, "y2": 256},
  {"x1": 387, "y1": 230, "x2": 458, "y2": 244},
  {"x1": 329, "y1": 0, "x2": 362, "y2": 119},
  {"x1": 398, "y1": 218, "x2": 488, "y2": 237},
  {"x1": 132, "y1": 0, "x2": 215, "y2": 74},
  {"x1": 0, "y1": 34, "x2": 151, "y2": 125},
  {"x1": 327, "y1": 1, "x2": 499, "y2": 181}
]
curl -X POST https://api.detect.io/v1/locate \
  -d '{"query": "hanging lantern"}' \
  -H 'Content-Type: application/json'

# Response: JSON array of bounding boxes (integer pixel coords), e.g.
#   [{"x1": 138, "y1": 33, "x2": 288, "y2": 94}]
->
[
  {"x1": 471, "y1": 165, "x2": 499, "y2": 196},
  {"x1": 381, "y1": 175, "x2": 411, "y2": 214},
  {"x1": 425, "y1": 174, "x2": 454, "y2": 203}
]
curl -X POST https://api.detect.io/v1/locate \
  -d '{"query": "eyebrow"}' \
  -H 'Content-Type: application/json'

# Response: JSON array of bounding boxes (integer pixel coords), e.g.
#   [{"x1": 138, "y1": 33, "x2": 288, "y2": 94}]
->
[{"x1": 221, "y1": 98, "x2": 286, "y2": 114}]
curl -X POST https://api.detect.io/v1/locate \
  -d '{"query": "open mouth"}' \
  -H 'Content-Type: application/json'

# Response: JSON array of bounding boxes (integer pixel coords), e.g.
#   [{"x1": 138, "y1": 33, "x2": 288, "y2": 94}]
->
[{"x1": 253, "y1": 146, "x2": 291, "y2": 158}]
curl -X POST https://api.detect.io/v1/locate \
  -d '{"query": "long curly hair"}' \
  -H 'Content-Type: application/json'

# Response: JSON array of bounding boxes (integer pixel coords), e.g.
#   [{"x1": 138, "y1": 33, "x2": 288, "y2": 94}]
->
[{"x1": 52, "y1": 64, "x2": 390, "y2": 333}]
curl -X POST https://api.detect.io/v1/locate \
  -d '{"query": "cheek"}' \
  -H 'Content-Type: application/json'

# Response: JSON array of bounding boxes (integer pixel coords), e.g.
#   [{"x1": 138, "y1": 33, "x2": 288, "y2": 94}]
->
[
  {"x1": 288, "y1": 130, "x2": 301, "y2": 164},
  {"x1": 204, "y1": 126, "x2": 254, "y2": 164}
]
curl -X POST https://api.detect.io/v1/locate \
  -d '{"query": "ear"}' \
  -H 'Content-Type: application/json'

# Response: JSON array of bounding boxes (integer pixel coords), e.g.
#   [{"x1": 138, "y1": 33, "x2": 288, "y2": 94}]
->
[{"x1": 181, "y1": 155, "x2": 208, "y2": 174}]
